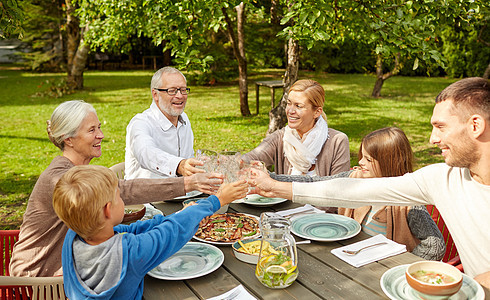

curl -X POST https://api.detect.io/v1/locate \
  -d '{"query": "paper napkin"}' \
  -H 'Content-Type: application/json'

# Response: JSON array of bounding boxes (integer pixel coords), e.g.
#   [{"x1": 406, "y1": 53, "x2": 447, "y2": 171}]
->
[
  {"x1": 141, "y1": 204, "x2": 164, "y2": 220},
  {"x1": 207, "y1": 285, "x2": 257, "y2": 300},
  {"x1": 331, "y1": 234, "x2": 407, "y2": 268},
  {"x1": 276, "y1": 204, "x2": 325, "y2": 217}
]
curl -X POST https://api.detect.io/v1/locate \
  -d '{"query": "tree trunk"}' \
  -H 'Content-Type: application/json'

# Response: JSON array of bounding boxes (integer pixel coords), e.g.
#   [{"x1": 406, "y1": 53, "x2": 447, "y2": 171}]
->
[
  {"x1": 68, "y1": 27, "x2": 90, "y2": 89},
  {"x1": 371, "y1": 52, "x2": 401, "y2": 97},
  {"x1": 222, "y1": 3, "x2": 251, "y2": 117},
  {"x1": 267, "y1": 37, "x2": 299, "y2": 134},
  {"x1": 65, "y1": 0, "x2": 79, "y2": 74},
  {"x1": 483, "y1": 63, "x2": 490, "y2": 80},
  {"x1": 65, "y1": 0, "x2": 89, "y2": 90}
]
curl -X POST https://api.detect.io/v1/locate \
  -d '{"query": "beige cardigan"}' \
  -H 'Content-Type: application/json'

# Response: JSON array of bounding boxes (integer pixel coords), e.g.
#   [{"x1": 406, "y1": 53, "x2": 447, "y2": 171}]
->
[
  {"x1": 10, "y1": 156, "x2": 185, "y2": 277},
  {"x1": 243, "y1": 127, "x2": 350, "y2": 176},
  {"x1": 338, "y1": 206, "x2": 420, "y2": 252}
]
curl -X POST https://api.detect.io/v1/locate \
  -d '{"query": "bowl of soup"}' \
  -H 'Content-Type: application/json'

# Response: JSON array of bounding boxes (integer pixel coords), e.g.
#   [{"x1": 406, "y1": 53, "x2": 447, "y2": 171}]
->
[{"x1": 405, "y1": 261, "x2": 463, "y2": 298}]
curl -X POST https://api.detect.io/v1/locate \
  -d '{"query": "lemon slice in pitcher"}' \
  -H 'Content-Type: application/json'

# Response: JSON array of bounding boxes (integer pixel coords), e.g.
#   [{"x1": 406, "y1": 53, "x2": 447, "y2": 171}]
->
[{"x1": 265, "y1": 265, "x2": 288, "y2": 274}]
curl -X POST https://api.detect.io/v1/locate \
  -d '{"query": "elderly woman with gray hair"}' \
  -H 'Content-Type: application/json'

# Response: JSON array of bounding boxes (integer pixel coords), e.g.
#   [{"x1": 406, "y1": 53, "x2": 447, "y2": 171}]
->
[{"x1": 9, "y1": 100, "x2": 223, "y2": 277}]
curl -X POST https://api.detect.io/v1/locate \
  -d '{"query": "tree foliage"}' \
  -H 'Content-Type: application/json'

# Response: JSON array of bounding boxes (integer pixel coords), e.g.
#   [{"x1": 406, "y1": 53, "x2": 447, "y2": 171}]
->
[{"x1": 0, "y1": 0, "x2": 24, "y2": 39}]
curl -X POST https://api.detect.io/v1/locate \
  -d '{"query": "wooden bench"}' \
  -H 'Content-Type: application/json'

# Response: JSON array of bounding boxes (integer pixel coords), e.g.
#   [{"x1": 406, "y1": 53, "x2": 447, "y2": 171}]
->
[{"x1": 255, "y1": 80, "x2": 284, "y2": 114}]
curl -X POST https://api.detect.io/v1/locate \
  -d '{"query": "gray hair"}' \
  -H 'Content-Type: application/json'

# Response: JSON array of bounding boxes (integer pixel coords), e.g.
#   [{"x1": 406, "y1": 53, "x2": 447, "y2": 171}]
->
[
  {"x1": 150, "y1": 66, "x2": 186, "y2": 90},
  {"x1": 47, "y1": 100, "x2": 96, "y2": 151}
]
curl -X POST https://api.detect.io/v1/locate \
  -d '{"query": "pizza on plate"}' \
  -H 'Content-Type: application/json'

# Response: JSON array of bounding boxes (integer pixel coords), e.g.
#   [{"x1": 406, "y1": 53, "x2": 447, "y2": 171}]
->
[{"x1": 195, "y1": 213, "x2": 259, "y2": 243}]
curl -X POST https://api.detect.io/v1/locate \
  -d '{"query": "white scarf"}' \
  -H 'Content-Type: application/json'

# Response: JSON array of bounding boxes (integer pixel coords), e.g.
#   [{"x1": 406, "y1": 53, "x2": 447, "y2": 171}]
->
[{"x1": 283, "y1": 117, "x2": 329, "y2": 175}]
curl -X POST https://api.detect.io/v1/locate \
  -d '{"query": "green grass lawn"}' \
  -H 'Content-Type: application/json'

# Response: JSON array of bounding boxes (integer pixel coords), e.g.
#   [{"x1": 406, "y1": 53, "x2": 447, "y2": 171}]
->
[{"x1": 0, "y1": 66, "x2": 453, "y2": 229}]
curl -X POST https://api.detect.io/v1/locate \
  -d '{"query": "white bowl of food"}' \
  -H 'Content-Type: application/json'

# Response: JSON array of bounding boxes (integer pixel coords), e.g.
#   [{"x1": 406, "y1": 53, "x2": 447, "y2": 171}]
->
[
  {"x1": 123, "y1": 204, "x2": 146, "y2": 223},
  {"x1": 232, "y1": 239, "x2": 280, "y2": 264},
  {"x1": 405, "y1": 261, "x2": 463, "y2": 299}
]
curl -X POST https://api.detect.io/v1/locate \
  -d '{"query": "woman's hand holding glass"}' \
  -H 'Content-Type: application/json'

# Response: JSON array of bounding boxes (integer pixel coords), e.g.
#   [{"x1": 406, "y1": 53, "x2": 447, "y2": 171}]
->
[{"x1": 248, "y1": 168, "x2": 278, "y2": 197}]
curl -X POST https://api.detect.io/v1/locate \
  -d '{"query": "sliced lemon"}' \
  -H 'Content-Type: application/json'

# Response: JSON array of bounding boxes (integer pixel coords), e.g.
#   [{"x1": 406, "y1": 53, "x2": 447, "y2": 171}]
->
[
  {"x1": 258, "y1": 254, "x2": 276, "y2": 268},
  {"x1": 284, "y1": 272, "x2": 298, "y2": 285},
  {"x1": 265, "y1": 265, "x2": 288, "y2": 274}
]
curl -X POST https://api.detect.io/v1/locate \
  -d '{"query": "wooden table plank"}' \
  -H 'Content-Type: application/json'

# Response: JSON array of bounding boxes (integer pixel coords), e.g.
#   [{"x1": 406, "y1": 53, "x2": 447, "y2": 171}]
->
[{"x1": 143, "y1": 276, "x2": 198, "y2": 300}]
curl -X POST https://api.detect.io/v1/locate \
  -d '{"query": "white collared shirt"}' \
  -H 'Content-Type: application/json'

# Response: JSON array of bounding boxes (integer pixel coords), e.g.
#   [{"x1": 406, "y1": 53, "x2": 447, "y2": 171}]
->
[{"x1": 125, "y1": 102, "x2": 194, "y2": 179}]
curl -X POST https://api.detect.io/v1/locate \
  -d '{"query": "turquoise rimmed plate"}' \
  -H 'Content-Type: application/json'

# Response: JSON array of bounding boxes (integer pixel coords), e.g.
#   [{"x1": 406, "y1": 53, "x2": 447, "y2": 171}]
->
[
  {"x1": 243, "y1": 194, "x2": 288, "y2": 207},
  {"x1": 290, "y1": 213, "x2": 361, "y2": 242},
  {"x1": 380, "y1": 264, "x2": 484, "y2": 300},
  {"x1": 147, "y1": 242, "x2": 224, "y2": 280}
]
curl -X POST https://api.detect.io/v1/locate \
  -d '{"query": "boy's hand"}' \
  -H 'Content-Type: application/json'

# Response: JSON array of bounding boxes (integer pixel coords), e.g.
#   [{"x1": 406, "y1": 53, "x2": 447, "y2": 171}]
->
[{"x1": 216, "y1": 180, "x2": 248, "y2": 207}]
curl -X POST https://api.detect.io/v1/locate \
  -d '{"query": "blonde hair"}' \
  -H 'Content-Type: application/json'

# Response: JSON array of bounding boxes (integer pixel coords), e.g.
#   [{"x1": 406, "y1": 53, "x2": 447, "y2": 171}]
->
[
  {"x1": 47, "y1": 100, "x2": 97, "y2": 151},
  {"x1": 53, "y1": 165, "x2": 118, "y2": 239},
  {"x1": 289, "y1": 79, "x2": 327, "y2": 120}
]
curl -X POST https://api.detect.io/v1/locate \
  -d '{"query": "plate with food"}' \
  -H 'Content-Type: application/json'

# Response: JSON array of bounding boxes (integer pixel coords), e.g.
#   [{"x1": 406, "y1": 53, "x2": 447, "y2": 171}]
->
[
  {"x1": 147, "y1": 242, "x2": 224, "y2": 280},
  {"x1": 194, "y1": 213, "x2": 260, "y2": 245},
  {"x1": 242, "y1": 194, "x2": 288, "y2": 207},
  {"x1": 290, "y1": 213, "x2": 361, "y2": 242},
  {"x1": 122, "y1": 204, "x2": 146, "y2": 223},
  {"x1": 380, "y1": 264, "x2": 484, "y2": 300}
]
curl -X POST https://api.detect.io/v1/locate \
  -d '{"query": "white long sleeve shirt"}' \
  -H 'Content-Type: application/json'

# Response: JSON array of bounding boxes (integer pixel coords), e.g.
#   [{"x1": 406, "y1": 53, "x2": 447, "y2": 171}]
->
[
  {"x1": 125, "y1": 102, "x2": 194, "y2": 179},
  {"x1": 293, "y1": 163, "x2": 490, "y2": 278}
]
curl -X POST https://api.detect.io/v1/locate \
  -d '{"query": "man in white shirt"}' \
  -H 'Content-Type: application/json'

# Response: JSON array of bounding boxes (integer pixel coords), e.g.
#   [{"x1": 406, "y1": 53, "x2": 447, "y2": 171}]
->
[
  {"x1": 249, "y1": 77, "x2": 490, "y2": 289},
  {"x1": 126, "y1": 67, "x2": 203, "y2": 180}
]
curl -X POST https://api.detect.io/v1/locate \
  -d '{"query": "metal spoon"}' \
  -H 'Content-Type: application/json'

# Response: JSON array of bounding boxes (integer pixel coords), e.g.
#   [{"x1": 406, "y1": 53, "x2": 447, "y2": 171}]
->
[{"x1": 342, "y1": 242, "x2": 387, "y2": 255}]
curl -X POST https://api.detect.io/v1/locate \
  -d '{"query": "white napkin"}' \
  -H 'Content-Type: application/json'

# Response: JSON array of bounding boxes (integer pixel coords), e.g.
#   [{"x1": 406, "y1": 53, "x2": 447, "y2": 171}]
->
[
  {"x1": 141, "y1": 204, "x2": 164, "y2": 220},
  {"x1": 276, "y1": 204, "x2": 325, "y2": 217},
  {"x1": 207, "y1": 285, "x2": 257, "y2": 300},
  {"x1": 331, "y1": 234, "x2": 407, "y2": 268}
]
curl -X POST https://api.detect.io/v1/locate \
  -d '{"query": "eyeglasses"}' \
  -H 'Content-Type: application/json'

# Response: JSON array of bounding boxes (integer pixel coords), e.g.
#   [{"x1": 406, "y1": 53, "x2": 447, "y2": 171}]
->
[{"x1": 154, "y1": 87, "x2": 190, "y2": 95}]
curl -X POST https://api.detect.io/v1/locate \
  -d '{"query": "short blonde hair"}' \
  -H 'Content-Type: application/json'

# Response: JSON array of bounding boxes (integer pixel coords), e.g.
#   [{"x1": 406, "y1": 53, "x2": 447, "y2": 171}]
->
[
  {"x1": 53, "y1": 165, "x2": 118, "y2": 239},
  {"x1": 289, "y1": 79, "x2": 327, "y2": 120},
  {"x1": 47, "y1": 100, "x2": 97, "y2": 151}
]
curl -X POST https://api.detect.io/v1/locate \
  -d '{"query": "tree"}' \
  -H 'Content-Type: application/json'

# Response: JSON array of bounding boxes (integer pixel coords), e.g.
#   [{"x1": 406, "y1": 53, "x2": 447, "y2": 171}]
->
[
  {"x1": 0, "y1": 0, "x2": 24, "y2": 39},
  {"x1": 15, "y1": 0, "x2": 65, "y2": 71},
  {"x1": 222, "y1": 2, "x2": 251, "y2": 116},
  {"x1": 76, "y1": 0, "x2": 257, "y2": 116},
  {"x1": 266, "y1": 0, "x2": 486, "y2": 133},
  {"x1": 65, "y1": 0, "x2": 89, "y2": 89}
]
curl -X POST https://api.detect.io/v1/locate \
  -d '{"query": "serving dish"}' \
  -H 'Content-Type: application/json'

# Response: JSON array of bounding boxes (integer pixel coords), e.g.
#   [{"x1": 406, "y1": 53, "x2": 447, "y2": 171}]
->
[{"x1": 122, "y1": 204, "x2": 146, "y2": 223}]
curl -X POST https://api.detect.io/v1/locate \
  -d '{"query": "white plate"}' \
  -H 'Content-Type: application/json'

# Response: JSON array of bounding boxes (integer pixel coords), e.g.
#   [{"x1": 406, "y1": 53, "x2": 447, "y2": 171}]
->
[
  {"x1": 170, "y1": 190, "x2": 203, "y2": 201},
  {"x1": 147, "y1": 242, "x2": 224, "y2": 280},
  {"x1": 380, "y1": 264, "x2": 485, "y2": 300},
  {"x1": 243, "y1": 194, "x2": 288, "y2": 207},
  {"x1": 193, "y1": 213, "x2": 261, "y2": 246}
]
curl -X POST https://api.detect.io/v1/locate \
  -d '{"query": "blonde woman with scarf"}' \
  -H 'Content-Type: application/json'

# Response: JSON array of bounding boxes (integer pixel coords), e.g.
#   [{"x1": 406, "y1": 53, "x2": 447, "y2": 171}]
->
[{"x1": 243, "y1": 79, "x2": 350, "y2": 177}]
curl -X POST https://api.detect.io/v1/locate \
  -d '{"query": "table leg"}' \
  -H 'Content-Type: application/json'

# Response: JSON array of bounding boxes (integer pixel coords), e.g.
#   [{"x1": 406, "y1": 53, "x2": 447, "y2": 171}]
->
[
  {"x1": 271, "y1": 87, "x2": 275, "y2": 108},
  {"x1": 255, "y1": 84, "x2": 259, "y2": 115}
]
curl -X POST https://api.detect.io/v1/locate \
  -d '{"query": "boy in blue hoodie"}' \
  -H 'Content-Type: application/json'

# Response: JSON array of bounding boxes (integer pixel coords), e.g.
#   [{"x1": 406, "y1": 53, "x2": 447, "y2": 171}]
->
[{"x1": 53, "y1": 165, "x2": 248, "y2": 299}]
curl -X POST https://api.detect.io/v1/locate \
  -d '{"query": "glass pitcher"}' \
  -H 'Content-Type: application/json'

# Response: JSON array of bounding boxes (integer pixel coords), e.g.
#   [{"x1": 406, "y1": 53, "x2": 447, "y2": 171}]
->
[{"x1": 255, "y1": 212, "x2": 298, "y2": 289}]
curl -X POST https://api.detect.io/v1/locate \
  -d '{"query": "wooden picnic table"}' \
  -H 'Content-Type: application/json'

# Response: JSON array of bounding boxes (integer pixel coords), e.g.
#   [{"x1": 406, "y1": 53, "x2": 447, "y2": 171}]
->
[
  {"x1": 255, "y1": 80, "x2": 285, "y2": 115},
  {"x1": 143, "y1": 198, "x2": 433, "y2": 300}
]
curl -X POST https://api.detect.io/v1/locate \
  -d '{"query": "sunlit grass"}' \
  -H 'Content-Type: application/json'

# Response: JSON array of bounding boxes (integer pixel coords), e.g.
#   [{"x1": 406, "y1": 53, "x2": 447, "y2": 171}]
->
[{"x1": 0, "y1": 66, "x2": 453, "y2": 229}]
